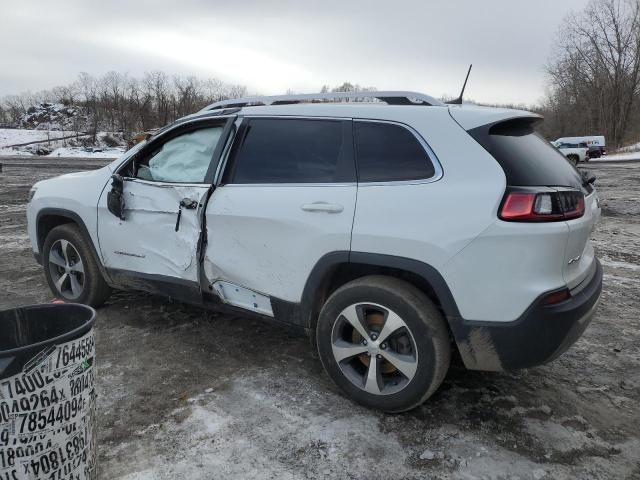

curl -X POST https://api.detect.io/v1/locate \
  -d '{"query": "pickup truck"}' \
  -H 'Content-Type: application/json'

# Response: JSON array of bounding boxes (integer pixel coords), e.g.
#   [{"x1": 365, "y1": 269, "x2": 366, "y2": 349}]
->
[
  {"x1": 553, "y1": 142, "x2": 590, "y2": 165},
  {"x1": 556, "y1": 136, "x2": 606, "y2": 158}
]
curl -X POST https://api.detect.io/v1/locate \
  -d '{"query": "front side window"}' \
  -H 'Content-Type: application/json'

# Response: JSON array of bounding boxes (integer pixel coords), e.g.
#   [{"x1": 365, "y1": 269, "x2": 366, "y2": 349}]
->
[
  {"x1": 226, "y1": 118, "x2": 351, "y2": 184},
  {"x1": 354, "y1": 121, "x2": 436, "y2": 182},
  {"x1": 135, "y1": 127, "x2": 223, "y2": 183}
]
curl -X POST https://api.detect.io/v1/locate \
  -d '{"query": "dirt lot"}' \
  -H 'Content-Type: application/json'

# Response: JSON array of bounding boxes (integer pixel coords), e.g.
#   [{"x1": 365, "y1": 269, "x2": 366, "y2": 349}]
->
[{"x1": 1, "y1": 157, "x2": 639, "y2": 479}]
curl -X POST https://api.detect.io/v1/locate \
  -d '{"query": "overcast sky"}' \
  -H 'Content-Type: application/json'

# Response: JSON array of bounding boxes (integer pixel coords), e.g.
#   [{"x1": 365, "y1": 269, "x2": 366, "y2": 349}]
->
[{"x1": 2, "y1": 0, "x2": 591, "y2": 105}]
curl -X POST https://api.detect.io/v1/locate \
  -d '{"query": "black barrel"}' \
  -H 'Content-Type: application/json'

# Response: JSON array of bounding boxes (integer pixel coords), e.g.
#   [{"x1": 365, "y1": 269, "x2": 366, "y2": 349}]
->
[{"x1": 0, "y1": 303, "x2": 97, "y2": 480}]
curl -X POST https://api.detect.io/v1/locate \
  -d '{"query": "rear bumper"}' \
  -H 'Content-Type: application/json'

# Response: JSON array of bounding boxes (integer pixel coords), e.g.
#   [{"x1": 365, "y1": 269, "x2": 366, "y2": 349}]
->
[{"x1": 451, "y1": 258, "x2": 603, "y2": 371}]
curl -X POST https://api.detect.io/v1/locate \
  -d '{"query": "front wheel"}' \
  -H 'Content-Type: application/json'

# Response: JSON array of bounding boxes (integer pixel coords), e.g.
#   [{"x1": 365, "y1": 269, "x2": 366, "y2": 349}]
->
[
  {"x1": 42, "y1": 224, "x2": 112, "y2": 307},
  {"x1": 316, "y1": 276, "x2": 451, "y2": 412}
]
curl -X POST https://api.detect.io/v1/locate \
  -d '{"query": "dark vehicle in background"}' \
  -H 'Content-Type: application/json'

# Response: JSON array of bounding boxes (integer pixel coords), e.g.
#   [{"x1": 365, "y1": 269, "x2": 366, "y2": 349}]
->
[{"x1": 587, "y1": 145, "x2": 604, "y2": 159}]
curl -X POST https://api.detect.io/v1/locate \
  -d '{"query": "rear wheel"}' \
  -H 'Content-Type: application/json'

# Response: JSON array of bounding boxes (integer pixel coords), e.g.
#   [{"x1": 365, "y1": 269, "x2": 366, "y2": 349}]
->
[
  {"x1": 43, "y1": 224, "x2": 112, "y2": 307},
  {"x1": 316, "y1": 276, "x2": 450, "y2": 412},
  {"x1": 567, "y1": 154, "x2": 579, "y2": 166}
]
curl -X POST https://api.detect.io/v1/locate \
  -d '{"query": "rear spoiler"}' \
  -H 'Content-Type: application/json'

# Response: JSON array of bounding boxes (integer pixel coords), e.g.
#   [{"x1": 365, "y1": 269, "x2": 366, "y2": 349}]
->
[{"x1": 448, "y1": 105, "x2": 542, "y2": 131}]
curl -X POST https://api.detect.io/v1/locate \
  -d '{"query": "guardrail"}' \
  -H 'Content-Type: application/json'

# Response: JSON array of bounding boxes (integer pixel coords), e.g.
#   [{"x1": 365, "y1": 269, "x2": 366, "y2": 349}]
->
[{"x1": 0, "y1": 156, "x2": 113, "y2": 171}]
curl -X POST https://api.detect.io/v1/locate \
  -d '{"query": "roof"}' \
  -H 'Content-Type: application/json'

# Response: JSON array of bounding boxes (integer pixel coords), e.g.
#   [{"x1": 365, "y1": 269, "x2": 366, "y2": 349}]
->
[{"x1": 177, "y1": 92, "x2": 541, "y2": 132}]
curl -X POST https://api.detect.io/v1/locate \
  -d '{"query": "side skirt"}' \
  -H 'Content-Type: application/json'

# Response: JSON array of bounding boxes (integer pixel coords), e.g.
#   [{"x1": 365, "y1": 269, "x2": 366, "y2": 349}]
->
[{"x1": 105, "y1": 268, "x2": 305, "y2": 334}]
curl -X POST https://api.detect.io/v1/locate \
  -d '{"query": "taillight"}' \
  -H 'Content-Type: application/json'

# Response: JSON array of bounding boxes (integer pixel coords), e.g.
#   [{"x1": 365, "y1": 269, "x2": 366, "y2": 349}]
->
[
  {"x1": 499, "y1": 189, "x2": 585, "y2": 222},
  {"x1": 558, "y1": 190, "x2": 585, "y2": 219}
]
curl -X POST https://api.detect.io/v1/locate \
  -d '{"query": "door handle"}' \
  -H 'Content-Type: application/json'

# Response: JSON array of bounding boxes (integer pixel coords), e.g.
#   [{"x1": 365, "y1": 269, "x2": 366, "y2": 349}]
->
[
  {"x1": 175, "y1": 198, "x2": 200, "y2": 231},
  {"x1": 180, "y1": 198, "x2": 199, "y2": 209},
  {"x1": 301, "y1": 202, "x2": 344, "y2": 213}
]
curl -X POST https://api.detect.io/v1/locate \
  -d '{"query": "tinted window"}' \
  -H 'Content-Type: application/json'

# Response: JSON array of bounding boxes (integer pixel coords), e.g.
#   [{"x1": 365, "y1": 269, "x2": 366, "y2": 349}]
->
[
  {"x1": 228, "y1": 118, "x2": 351, "y2": 184},
  {"x1": 469, "y1": 118, "x2": 586, "y2": 190},
  {"x1": 354, "y1": 121, "x2": 435, "y2": 182},
  {"x1": 134, "y1": 127, "x2": 222, "y2": 183}
]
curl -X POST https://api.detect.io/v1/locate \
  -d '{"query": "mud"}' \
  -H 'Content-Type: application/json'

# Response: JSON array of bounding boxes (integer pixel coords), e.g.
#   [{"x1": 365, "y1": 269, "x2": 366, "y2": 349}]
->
[{"x1": 1, "y1": 157, "x2": 638, "y2": 479}]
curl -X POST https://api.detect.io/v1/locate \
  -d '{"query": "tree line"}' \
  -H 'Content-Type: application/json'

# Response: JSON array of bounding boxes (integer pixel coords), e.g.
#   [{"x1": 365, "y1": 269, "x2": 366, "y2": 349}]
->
[
  {"x1": 0, "y1": 72, "x2": 248, "y2": 141},
  {"x1": 537, "y1": 0, "x2": 640, "y2": 147}
]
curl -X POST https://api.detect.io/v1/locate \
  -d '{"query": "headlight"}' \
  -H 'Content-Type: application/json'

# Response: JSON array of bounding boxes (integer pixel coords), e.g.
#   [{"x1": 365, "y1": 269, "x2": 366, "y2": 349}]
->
[{"x1": 28, "y1": 187, "x2": 38, "y2": 202}]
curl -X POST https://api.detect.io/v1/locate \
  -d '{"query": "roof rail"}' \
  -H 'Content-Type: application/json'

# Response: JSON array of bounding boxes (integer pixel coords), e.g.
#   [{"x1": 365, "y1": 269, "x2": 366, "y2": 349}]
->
[{"x1": 201, "y1": 91, "x2": 444, "y2": 111}]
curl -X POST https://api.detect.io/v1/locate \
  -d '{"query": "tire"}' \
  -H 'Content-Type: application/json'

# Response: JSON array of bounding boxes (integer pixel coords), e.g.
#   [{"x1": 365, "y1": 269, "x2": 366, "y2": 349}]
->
[
  {"x1": 568, "y1": 155, "x2": 579, "y2": 166},
  {"x1": 316, "y1": 275, "x2": 451, "y2": 412},
  {"x1": 42, "y1": 224, "x2": 112, "y2": 307}
]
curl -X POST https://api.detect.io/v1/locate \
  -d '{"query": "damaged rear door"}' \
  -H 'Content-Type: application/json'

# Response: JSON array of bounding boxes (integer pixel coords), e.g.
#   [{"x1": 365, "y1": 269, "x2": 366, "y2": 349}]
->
[
  {"x1": 97, "y1": 116, "x2": 235, "y2": 291},
  {"x1": 203, "y1": 116, "x2": 357, "y2": 318}
]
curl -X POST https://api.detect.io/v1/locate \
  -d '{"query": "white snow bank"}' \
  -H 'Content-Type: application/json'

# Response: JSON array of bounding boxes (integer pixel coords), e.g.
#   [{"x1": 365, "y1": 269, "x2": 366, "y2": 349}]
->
[
  {"x1": 0, "y1": 128, "x2": 126, "y2": 158},
  {"x1": 596, "y1": 140, "x2": 640, "y2": 161},
  {"x1": 616, "y1": 141, "x2": 640, "y2": 153},
  {"x1": 592, "y1": 151, "x2": 640, "y2": 161}
]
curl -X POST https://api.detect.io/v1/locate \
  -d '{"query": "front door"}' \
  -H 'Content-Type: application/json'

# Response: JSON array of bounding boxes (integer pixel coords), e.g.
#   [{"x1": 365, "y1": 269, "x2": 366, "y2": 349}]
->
[{"x1": 97, "y1": 119, "x2": 232, "y2": 286}]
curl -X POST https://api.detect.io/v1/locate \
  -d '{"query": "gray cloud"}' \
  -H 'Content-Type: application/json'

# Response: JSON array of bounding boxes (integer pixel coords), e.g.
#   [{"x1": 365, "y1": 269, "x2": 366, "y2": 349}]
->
[{"x1": 1, "y1": 0, "x2": 590, "y2": 104}]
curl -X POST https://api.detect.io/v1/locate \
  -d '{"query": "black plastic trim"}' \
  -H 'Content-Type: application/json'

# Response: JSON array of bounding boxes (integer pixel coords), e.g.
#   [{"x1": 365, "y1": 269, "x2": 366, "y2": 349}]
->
[
  {"x1": 449, "y1": 259, "x2": 603, "y2": 371},
  {"x1": 104, "y1": 269, "x2": 305, "y2": 335},
  {"x1": 202, "y1": 292, "x2": 305, "y2": 334},
  {"x1": 203, "y1": 116, "x2": 236, "y2": 184},
  {"x1": 298, "y1": 251, "x2": 462, "y2": 333},
  {"x1": 349, "y1": 252, "x2": 462, "y2": 318},
  {"x1": 299, "y1": 251, "x2": 351, "y2": 330},
  {"x1": 105, "y1": 268, "x2": 202, "y2": 305}
]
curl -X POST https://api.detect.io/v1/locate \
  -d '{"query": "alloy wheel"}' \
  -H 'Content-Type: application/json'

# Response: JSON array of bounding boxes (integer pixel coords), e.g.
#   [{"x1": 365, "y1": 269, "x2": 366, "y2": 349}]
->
[
  {"x1": 48, "y1": 239, "x2": 85, "y2": 300},
  {"x1": 331, "y1": 303, "x2": 418, "y2": 395}
]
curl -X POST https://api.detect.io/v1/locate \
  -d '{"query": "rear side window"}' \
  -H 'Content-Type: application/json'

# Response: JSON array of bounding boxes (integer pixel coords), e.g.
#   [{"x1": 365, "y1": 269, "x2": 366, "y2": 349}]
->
[
  {"x1": 354, "y1": 121, "x2": 435, "y2": 182},
  {"x1": 226, "y1": 118, "x2": 353, "y2": 184},
  {"x1": 468, "y1": 118, "x2": 586, "y2": 190}
]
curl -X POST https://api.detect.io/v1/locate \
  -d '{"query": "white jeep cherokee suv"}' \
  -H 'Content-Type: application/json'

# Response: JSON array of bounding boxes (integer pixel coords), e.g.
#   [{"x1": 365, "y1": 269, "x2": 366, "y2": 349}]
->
[{"x1": 27, "y1": 92, "x2": 602, "y2": 412}]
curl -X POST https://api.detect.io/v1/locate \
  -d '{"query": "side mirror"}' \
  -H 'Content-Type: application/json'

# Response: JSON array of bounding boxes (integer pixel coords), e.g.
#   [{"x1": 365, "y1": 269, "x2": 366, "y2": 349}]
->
[{"x1": 107, "y1": 174, "x2": 126, "y2": 220}]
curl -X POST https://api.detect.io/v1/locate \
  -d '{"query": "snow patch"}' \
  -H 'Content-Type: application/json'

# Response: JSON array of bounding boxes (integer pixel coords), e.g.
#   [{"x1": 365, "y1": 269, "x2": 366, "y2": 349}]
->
[
  {"x1": 0, "y1": 128, "x2": 126, "y2": 157},
  {"x1": 48, "y1": 146, "x2": 125, "y2": 158}
]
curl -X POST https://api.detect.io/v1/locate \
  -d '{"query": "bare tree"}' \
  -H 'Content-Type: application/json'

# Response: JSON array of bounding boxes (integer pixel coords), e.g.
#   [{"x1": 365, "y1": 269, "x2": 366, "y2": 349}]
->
[{"x1": 545, "y1": 0, "x2": 640, "y2": 147}]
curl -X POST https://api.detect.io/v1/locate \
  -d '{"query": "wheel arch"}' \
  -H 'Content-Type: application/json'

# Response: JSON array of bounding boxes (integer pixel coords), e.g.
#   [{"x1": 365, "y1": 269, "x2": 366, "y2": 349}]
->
[
  {"x1": 35, "y1": 208, "x2": 107, "y2": 278},
  {"x1": 302, "y1": 252, "x2": 462, "y2": 340}
]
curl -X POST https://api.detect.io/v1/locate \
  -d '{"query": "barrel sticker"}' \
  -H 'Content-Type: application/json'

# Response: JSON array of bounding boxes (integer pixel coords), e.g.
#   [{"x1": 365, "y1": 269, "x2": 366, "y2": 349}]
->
[{"x1": 0, "y1": 330, "x2": 96, "y2": 480}]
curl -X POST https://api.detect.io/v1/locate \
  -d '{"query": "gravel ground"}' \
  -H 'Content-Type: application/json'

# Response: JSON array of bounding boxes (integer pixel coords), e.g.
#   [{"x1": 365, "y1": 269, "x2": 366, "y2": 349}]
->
[{"x1": 1, "y1": 157, "x2": 639, "y2": 480}]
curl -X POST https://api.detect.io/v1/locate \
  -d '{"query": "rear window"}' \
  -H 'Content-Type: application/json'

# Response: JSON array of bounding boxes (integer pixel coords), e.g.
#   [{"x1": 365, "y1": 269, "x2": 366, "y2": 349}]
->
[{"x1": 468, "y1": 118, "x2": 586, "y2": 190}]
